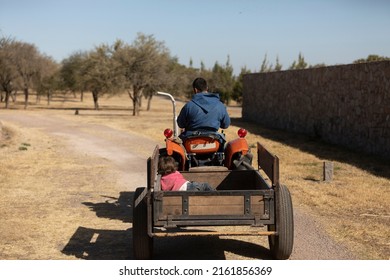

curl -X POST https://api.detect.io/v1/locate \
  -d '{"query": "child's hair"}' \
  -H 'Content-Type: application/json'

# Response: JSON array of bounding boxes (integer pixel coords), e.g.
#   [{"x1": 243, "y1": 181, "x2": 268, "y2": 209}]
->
[{"x1": 158, "y1": 156, "x2": 178, "y2": 175}]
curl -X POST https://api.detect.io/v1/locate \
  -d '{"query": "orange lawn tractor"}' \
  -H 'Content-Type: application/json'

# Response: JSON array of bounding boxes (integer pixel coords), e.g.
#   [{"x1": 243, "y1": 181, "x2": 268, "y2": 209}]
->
[{"x1": 157, "y1": 91, "x2": 254, "y2": 171}]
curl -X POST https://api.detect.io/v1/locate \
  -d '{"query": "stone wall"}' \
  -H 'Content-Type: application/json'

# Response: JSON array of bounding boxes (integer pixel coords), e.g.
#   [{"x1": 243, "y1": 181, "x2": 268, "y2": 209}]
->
[{"x1": 242, "y1": 61, "x2": 390, "y2": 160}]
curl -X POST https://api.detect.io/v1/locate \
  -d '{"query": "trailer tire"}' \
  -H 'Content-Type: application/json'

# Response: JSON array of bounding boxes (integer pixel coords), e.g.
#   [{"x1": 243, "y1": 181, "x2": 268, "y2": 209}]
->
[
  {"x1": 268, "y1": 184, "x2": 294, "y2": 260},
  {"x1": 133, "y1": 187, "x2": 153, "y2": 259}
]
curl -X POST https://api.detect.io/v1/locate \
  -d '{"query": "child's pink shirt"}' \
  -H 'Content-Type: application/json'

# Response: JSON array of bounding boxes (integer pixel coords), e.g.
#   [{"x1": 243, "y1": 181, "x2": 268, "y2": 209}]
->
[{"x1": 160, "y1": 171, "x2": 188, "y2": 191}]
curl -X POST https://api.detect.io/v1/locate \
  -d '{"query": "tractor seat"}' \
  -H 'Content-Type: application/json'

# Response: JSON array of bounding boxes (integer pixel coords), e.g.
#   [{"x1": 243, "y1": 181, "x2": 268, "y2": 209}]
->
[{"x1": 184, "y1": 136, "x2": 220, "y2": 154}]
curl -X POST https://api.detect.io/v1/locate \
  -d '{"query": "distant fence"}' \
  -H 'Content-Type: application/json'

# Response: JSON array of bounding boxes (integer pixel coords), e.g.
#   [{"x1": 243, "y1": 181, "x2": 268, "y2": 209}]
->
[{"x1": 242, "y1": 61, "x2": 390, "y2": 160}]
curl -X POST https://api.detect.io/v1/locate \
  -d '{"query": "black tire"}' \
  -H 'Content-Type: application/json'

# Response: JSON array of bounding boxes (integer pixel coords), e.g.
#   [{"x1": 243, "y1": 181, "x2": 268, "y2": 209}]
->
[
  {"x1": 232, "y1": 153, "x2": 254, "y2": 170},
  {"x1": 268, "y1": 184, "x2": 294, "y2": 260},
  {"x1": 133, "y1": 187, "x2": 153, "y2": 259}
]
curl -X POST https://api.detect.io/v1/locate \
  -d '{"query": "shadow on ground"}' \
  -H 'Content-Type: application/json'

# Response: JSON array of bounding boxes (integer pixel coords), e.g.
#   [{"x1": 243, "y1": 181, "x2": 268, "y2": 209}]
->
[
  {"x1": 62, "y1": 227, "x2": 271, "y2": 260},
  {"x1": 62, "y1": 191, "x2": 272, "y2": 260},
  {"x1": 62, "y1": 226, "x2": 133, "y2": 260},
  {"x1": 82, "y1": 192, "x2": 134, "y2": 223}
]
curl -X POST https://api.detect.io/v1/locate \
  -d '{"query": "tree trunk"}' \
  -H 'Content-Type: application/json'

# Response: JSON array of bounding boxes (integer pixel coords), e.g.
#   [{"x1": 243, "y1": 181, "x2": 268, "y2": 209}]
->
[
  {"x1": 47, "y1": 90, "x2": 52, "y2": 105},
  {"x1": 24, "y1": 87, "x2": 29, "y2": 109},
  {"x1": 132, "y1": 96, "x2": 139, "y2": 116},
  {"x1": 80, "y1": 91, "x2": 84, "y2": 102},
  {"x1": 147, "y1": 95, "x2": 153, "y2": 111},
  {"x1": 132, "y1": 88, "x2": 141, "y2": 116},
  {"x1": 5, "y1": 90, "x2": 11, "y2": 108},
  {"x1": 92, "y1": 90, "x2": 99, "y2": 110},
  {"x1": 11, "y1": 90, "x2": 17, "y2": 102}
]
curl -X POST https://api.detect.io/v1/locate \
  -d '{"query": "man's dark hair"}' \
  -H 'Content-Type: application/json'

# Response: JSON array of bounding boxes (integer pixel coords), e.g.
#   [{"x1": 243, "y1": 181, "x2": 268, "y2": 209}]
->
[{"x1": 192, "y1": 77, "x2": 208, "y2": 92}]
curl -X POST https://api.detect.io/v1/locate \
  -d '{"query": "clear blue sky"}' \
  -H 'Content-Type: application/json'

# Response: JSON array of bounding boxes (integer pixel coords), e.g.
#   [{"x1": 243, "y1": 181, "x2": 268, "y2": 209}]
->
[{"x1": 1, "y1": 0, "x2": 389, "y2": 74}]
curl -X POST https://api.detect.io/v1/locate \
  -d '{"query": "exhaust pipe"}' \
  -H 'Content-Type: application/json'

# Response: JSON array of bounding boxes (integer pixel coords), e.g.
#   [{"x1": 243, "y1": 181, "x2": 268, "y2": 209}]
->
[{"x1": 157, "y1": 91, "x2": 179, "y2": 137}]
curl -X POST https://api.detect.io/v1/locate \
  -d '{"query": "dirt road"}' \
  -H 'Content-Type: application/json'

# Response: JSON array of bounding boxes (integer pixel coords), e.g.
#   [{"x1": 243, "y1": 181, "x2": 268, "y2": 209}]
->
[{"x1": 0, "y1": 110, "x2": 356, "y2": 260}]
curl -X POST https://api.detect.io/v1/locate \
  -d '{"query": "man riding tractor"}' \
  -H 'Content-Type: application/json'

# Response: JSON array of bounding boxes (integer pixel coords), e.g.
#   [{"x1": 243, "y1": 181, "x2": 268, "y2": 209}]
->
[{"x1": 158, "y1": 78, "x2": 253, "y2": 171}]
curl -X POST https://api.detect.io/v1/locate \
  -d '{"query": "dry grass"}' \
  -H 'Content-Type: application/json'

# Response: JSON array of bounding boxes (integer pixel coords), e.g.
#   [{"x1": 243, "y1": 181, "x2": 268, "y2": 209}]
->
[
  {"x1": 0, "y1": 114, "x2": 125, "y2": 259},
  {"x1": 1, "y1": 92, "x2": 389, "y2": 259}
]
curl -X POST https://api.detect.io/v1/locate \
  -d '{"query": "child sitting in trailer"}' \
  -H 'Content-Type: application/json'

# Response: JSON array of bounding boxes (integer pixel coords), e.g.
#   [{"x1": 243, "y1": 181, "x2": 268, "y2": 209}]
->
[{"x1": 158, "y1": 156, "x2": 214, "y2": 191}]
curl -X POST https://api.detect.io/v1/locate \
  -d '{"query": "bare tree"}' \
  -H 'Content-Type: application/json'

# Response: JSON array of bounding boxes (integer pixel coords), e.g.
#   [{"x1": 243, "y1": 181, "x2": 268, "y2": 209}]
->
[
  {"x1": 80, "y1": 44, "x2": 121, "y2": 110},
  {"x1": 1, "y1": 35, "x2": 58, "y2": 108},
  {"x1": 12, "y1": 41, "x2": 41, "y2": 109},
  {"x1": 35, "y1": 55, "x2": 59, "y2": 105},
  {"x1": 0, "y1": 36, "x2": 19, "y2": 108},
  {"x1": 114, "y1": 33, "x2": 171, "y2": 116},
  {"x1": 60, "y1": 51, "x2": 88, "y2": 101}
]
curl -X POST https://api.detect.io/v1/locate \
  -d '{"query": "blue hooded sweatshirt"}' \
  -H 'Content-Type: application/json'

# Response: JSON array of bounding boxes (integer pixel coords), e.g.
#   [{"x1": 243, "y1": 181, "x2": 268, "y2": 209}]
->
[{"x1": 177, "y1": 93, "x2": 230, "y2": 139}]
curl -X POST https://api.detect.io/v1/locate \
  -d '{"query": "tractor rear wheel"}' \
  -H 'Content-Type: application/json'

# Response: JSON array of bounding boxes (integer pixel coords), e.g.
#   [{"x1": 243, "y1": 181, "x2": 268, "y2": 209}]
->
[{"x1": 232, "y1": 153, "x2": 254, "y2": 170}]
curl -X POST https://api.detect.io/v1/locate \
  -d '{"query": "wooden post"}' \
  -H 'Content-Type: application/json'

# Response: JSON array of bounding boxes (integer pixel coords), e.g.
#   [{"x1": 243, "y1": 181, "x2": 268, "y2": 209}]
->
[{"x1": 323, "y1": 161, "x2": 333, "y2": 182}]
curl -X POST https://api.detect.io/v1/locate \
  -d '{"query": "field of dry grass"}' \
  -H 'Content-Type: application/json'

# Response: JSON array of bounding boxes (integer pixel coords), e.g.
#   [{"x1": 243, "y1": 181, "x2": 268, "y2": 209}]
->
[{"x1": 1, "y1": 92, "x2": 389, "y2": 259}]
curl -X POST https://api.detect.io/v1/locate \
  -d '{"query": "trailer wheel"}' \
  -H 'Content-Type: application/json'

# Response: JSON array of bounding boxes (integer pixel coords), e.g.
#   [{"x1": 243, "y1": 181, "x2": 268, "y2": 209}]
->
[
  {"x1": 133, "y1": 187, "x2": 153, "y2": 259},
  {"x1": 268, "y1": 184, "x2": 294, "y2": 260}
]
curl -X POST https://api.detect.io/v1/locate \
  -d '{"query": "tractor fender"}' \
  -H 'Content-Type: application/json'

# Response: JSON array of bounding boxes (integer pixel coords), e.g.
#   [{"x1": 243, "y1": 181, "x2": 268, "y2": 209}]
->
[
  {"x1": 224, "y1": 138, "x2": 250, "y2": 169},
  {"x1": 165, "y1": 139, "x2": 186, "y2": 170}
]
